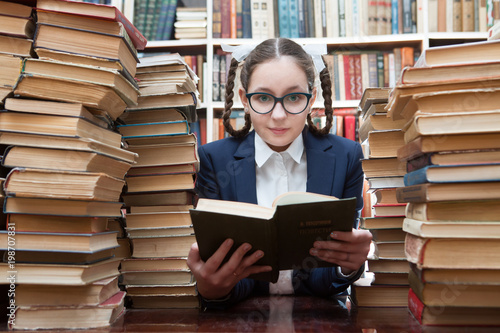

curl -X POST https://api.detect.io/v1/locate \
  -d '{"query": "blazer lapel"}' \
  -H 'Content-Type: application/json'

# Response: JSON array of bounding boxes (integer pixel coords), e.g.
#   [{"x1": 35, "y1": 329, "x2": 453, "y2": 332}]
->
[
  {"x1": 304, "y1": 129, "x2": 336, "y2": 195},
  {"x1": 233, "y1": 131, "x2": 258, "y2": 204}
]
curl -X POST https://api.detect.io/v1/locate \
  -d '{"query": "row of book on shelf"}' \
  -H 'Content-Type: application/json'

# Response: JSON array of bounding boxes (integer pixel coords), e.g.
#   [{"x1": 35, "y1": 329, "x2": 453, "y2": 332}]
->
[
  {"x1": 212, "y1": 46, "x2": 417, "y2": 103},
  {"x1": 214, "y1": 0, "x2": 421, "y2": 40},
  {"x1": 133, "y1": 0, "x2": 207, "y2": 40},
  {"x1": 352, "y1": 37, "x2": 500, "y2": 326},
  {"x1": 0, "y1": 0, "x2": 203, "y2": 330}
]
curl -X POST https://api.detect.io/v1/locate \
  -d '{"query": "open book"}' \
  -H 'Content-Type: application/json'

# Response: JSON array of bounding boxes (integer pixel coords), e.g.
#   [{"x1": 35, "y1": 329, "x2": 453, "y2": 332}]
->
[{"x1": 190, "y1": 192, "x2": 357, "y2": 283}]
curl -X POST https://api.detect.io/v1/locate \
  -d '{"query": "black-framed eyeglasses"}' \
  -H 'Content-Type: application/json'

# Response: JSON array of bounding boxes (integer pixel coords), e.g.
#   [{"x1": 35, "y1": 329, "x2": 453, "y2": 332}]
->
[{"x1": 245, "y1": 92, "x2": 313, "y2": 114}]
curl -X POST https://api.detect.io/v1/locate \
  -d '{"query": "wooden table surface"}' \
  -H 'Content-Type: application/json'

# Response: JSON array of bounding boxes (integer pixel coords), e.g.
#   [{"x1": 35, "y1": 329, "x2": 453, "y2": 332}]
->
[{"x1": 2, "y1": 295, "x2": 500, "y2": 332}]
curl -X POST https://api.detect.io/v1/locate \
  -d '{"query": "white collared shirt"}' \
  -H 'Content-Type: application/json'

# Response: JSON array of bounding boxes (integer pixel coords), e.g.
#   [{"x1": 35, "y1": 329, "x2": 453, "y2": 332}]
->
[{"x1": 255, "y1": 132, "x2": 307, "y2": 294}]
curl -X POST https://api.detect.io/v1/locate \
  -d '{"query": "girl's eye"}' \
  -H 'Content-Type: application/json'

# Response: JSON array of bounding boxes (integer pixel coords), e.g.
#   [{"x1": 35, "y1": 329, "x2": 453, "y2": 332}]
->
[
  {"x1": 257, "y1": 95, "x2": 271, "y2": 102},
  {"x1": 286, "y1": 94, "x2": 301, "y2": 103}
]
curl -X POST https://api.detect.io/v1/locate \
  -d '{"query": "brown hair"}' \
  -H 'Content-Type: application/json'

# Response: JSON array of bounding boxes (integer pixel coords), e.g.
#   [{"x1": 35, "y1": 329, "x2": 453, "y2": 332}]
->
[{"x1": 222, "y1": 38, "x2": 334, "y2": 138}]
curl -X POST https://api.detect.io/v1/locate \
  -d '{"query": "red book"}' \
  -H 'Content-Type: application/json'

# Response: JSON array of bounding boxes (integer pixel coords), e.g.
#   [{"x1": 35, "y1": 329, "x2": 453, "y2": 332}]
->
[
  {"x1": 343, "y1": 114, "x2": 356, "y2": 141},
  {"x1": 36, "y1": 0, "x2": 147, "y2": 50},
  {"x1": 343, "y1": 54, "x2": 352, "y2": 100}
]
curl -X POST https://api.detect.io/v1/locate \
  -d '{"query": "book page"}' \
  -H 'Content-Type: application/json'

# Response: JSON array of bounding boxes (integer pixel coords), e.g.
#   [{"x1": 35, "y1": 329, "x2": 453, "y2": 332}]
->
[
  {"x1": 195, "y1": 198, "x2": 274, "y2": 220},
  {"x1": 272, "y1": 191, "x2": 338, "y2": 206}
]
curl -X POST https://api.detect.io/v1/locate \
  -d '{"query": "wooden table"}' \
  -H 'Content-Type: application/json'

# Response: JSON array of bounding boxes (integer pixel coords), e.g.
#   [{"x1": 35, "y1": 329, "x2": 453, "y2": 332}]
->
[{"x1": 2, "y1": 296, "x2": 499, "y2": 332}]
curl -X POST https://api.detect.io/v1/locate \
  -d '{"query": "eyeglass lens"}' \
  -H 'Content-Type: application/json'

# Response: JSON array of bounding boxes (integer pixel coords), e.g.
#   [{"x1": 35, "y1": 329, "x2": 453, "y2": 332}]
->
[{"x1": 249, "y1": 93, "x2": 310, "y2": 114}]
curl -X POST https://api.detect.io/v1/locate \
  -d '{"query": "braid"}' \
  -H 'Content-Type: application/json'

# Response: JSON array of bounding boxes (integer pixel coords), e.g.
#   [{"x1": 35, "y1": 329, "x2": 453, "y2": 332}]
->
[
  {"x1": 308, "y1": 58, "x2": 333, "y2": 136},
  {"x1": 222, "y1": 58, "x2": 252, "y2": 138}
]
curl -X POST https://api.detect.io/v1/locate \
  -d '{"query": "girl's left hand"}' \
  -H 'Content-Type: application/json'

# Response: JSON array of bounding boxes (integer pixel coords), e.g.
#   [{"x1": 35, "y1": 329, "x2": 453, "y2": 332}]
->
[{"x1": 309, "y1": 228, "x2": 373, "y2": 275}]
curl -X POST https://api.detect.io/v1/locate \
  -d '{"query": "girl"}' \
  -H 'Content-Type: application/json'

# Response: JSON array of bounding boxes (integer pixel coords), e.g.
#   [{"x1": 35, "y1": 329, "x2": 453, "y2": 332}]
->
[{"x1": 187, "y1": 38, "x2": 372, "y2": 308}]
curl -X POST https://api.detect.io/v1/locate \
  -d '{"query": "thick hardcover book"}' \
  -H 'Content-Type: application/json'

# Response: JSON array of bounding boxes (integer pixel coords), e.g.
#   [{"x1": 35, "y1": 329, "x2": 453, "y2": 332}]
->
[
  {"x1": 403, "y1": 163, "x2": 500, "y2": 186},
  {"x1": 190, "y1": 192, "x2": 357, "y2": 283},
  {"x1": 36, "y1": 0, "x2": 146, "y2": 49}
]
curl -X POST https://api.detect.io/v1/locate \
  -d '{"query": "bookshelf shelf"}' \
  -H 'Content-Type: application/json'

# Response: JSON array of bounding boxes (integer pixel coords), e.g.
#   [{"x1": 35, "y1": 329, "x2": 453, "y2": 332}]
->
[{"x1": 129, "y1": 0, "x2": 490, "y2": 143}]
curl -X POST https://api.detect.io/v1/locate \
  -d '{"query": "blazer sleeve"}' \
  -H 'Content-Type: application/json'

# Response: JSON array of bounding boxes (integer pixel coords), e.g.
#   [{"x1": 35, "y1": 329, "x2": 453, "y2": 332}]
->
[{"x1": 343, "y1": 141, "x2": 365, "y2": 226}]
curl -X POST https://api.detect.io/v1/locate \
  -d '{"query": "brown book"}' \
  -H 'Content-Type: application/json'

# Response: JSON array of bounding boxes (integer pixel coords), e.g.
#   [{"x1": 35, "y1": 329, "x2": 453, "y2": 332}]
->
[
  {"x1": 400, "y1": 61, "x2": 500, "y2": 85},
  {"x1": 5, "y1": 247, "x2": 115, "y2": 265},
  {"x1": 371, "y1": 272, "x2": 409, "y2": 285},
  {"x1": 191, "y1": 192, "x2": 357, "y2": 283},
  {"x1": 15, "y1": 276, "x2": 119, "y2": 306},
  {"x1": 361, "y1": 157, "x2": 407, "y2": 178},
  {"x1": 369, "y1": 228, "x2": 407, "y2": 242},
  {"x1": 4, "y1": 168, "x2": 125, "y2": 202},
  {"x1": 126, "y1": 164, "x2": 196, "y2": 177},
  {"x1": 4, "y1": 196, "x2": 124, "y2": 217},
  {"x1": 0, "y1": 53, "x2": 22, "y2": 88},
  {"x1": 0, "y1": 257, "x2": 121, "y2": 285},
  {"x1": 351, "y1": 284, "x2": 409, "y2": 307},
  {"x1": 121, "y1": 269, "x2": 194, "y2": 286},
  {"x1": 0, "y1": 111, "x2": 121, "y2": 147},
  {"x1": 0, "y1": 13, "x2": 35, "y2": 38},
  {"x1": 125, "y1": 283, "x2": 196, "y2": 296},
  {"x1": 367, "y1": 176, "x2": 405, "y2": 190},
  {"x1": 414, "y1": 39, "x2": 500, "y2": 67},
  {"x1": 404, "y1": 111, "x2": 500, "y2": 143},
  {"x1": 121, "y1": 190, "x2": 195, "y2": 207},
  {"x1": 403, "y1": 217, "x2": 500, "y2": 239},
  {"x1": 409, "y1": 268, "x2": 500, "y2": 307},
  {"x1": 406, "y1": 149, "x2": 500, "y2": 171},
  {"x1": 13, "y1": 74, "x2": 127, "y2": 120},
  {"x1": 406, "y1": 199, "x2": 500, "y2": 221},
  {"x1": 127, "y1": 142, "x2": 198, "y2": 167},
  {"x1": 6, "y1": 214, "x2": 108, "y2": 234},
  {"x1": 367, "y1": 130, "x2": 406, "y2": 158},
  {"x1": 361, "y1": 216, "x2": 405, "y2": 229},
  {"x1": 0, "y1": 131, "x2": 137, "y2": 164},
  {"x1": 35, "y1": 0, "x2": 146, "y2": 50},
  {"x1": 128, "y1": 295, "x2": 199, "y2": 309},
  {"x1": 373, "y1": 241, "x2": 406, "y2": 259},
  {"x1": 120, "y1": 257, "x2": 189, "y2": 272},
  {"x1": 2, "y1": 146, "x2": 132, "y2": 179},
  {"x1": 125, "y1": 132, "x2": 198, "y2": 147},
  {"x1": 405, "y1": 233, "x2": 500, "y2": 269},
  {"x1": 130, "y1": 234, "x2": 195, "y2": 258},
  {"x1": 358, "y1": 87, "x2": 390, "y2": 117},
  {"x1": 358, "y1": 113, "x2": 407, "y2": 143},
  {"x1": 367, "y1": 258, "x2": 410, "y2": 273},
  {"x1": 129, "y1": 205, "x2": 194, "y2": 214},
  {"x1": 408, "y1": 288, "x2": 500, "y2": 326},
  {"x1": 374, "y1": 188, "x2": 399, "y2": 205},
  {"x1": 437, "y1": 0, "x2": 446, "y2": 32},
  {"x1": 125, "y1": 211, "x2": 192, "y2": 229},
  {"x1": 127, "y1": 226, "x2": 194, "y2": 238},
  {"x1": 11, "y1": 291, "x2": 125, "y2": 330},
  {"x1": 118, "y1": 108, "x2": 186, "y2": 124},
  {"x1": 409, "y1": 262, "x2": 500, "y2": 285},
  {"x1": 0, "y1": 34, "x2": 33, "y2": 57},
  {"x1": 372, "y1": 204, "x2": 407, "y2": 217},
  {"x1": 21, "y1": 58, "x2": 139, "y2": 106},
  {"x1": 33, "y1": 23, "x2": 139, "y2": 79},
  {"x1": 397, "y1": 182, "x2": 500, "y2": 203},
  {"x1": 397, "y1": 133, "x2": 500, "y2": 162},
  {"x1": 126, "y1": 92, "x2": 197, "y2": 110},
  {"x1": 0, "y1": 230, "x2": 118, "y2": 253},
  {"x1": 4, "y1": 98, "x2": 108, "y2": 128},
  {"x1": 0, "y1": 1, "x2": 32, "y2": 17},
  {"x1": 125, "y1": 173, "x2": 194, "y2": 193}
]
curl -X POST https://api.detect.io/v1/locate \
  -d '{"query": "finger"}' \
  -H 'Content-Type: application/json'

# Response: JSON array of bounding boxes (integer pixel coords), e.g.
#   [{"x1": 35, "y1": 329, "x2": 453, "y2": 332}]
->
[
  {"x1": 224, "y1": 242, "x2": 254, "y2": 273},
  {"x1": 204, "y1": 238, "x2": 234, "y2": 272},
  {"x1": 238, "y1": 265, "x2": 273, "y2": 279},
  {"x1": 186, "y1": 242, "x2": 201, "y2": 269}
]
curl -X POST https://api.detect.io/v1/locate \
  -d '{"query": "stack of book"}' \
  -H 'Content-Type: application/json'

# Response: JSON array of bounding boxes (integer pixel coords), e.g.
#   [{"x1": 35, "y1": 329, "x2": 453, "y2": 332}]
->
[
  {"x1": 391, "y1": 40, "x2": 500, "y2": 326},
  {"x1": 0, "y1": 0, "x2": 35, "y2": 102},
  {"x1": 119, "y1": 53, "x2": 200, "y2": 309},
  {"x1": 351, "y1": 87, "x2": 410, "y2": 308},
  {"x1": 0, "y1": 0, "x2": 144, "y2": 329},
  {"x1": 174, "y1": 5, "x2": 207, "y2": 39}
]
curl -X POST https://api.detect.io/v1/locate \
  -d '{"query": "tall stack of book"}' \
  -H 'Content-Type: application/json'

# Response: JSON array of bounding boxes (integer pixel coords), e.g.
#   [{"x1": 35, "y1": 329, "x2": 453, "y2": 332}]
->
[
  {"x1": 390, "y1": 40, "x2": 500, "y2": 326},
  {"x1": 351, "y1": 87, "x2": 410, "y2": 308},
  {"x1": 0, "y1": 0, "x2": 35, "y2": 103},
  {"x1": 119, "y1": 53, "x2": 200, "y2": 309},
  {"x1": 174, "y1": 5, "x2": 207, "y2": 39},
  {"x1": 0, "y1": 0, "x2": 144, "y2": 329}
]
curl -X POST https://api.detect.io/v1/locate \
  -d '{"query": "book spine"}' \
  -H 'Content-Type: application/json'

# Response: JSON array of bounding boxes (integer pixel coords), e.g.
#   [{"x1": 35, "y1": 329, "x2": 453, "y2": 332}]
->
[
  {"x1": 163, "y1": 0, "x2": 177, "y2": 40},
  {"x1": 298, "y1": 0, "x2": 306, "y2": 37},
  {"x1": 368, "y1": 53, "x2": 379, "y2": 88},
  {"x1": 250, "y1": 0, "x2": 262, "y2": 38},
  {"x1": 463, "y1": 0, "x2": 475, "y2": 31},
  {"x1": 337, "y1": 54, "x2": 346, "y2": 100},
  {"x1": 266, "y1": 0, "x2": 276, "y2": 38},
  {"x1": 411, "y1": 0, "x2": 417, "y2": 32},
  {"x1": 405, "y1": 202, "x2": 430, "y2": 221},
  {"x1": 353, "y1": 54, "x2": 363, "y2": 99},
  {"x1": 242, "y1": 0, "x2": 253, "y2": 38},
  {"x1": 221, "y1": 0, "x2": 231, "y2": 38},
  {"x1": 321, "y1": 0, "x2": 328, "y2": 36},
  {"x1": 343, "y1": 54, "x2": 352, "y2": 100},
  {"x1": 453, "y1": 0, "x2": 463, "y2": 31},
  {"x1": 212, "y1": 54, "x2": 221, "y2": 102},
  {"x1": 402, "y1": 0, "x2": 412, "y2": 32},
  {"x1": 408, "y1": 288, "x2": 424, "y2": 325},
  {"x1": 338, "y1": 0, "x2": 346, "y2": 36},
  {"x1": 289, "y1": 0, "x2": 300, "y2": 37},
  {"x1": 236, "y1": 0, "x2": 243, "y2": 37},
  {"x1": 392, "y1": 0, "x2": 399, "y2": 33},
  {"x1": 261, "y1": 0, "x2": 269, "y2": 39},
  {"x1": 352, "y1": 0, "x2": 360, "y2": 36},
  {"x1": 333, "y1": 54, "x2": 341, "y2": 100},
  {"x1": 213, "y1": 0, "x2": 222, "y2": 38},
  {"x1": 305, "y1": 0, "x2": 316, "y2": 37},
  {"x1": 278, "y1": 0, "x2": 290, "y2": 37},
  {"x1": 396, "y1": 184, "x2": 428, "y2": 203},
  {"x1": 344, "y1": 114, "x2": 357, "y2": 140},
  {"x1": 376, "y1": 52, "x2": 385, "y2": 88},
  {"x1": 230, "y1": 0, "x2": 238, "y2": 38}
]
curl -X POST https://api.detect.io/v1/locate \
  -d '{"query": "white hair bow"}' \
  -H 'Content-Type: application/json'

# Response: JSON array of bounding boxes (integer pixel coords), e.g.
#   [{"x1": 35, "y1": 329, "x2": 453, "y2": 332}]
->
[{"x1": 221, "y1": 42, "x2": 327, "y2": 73}]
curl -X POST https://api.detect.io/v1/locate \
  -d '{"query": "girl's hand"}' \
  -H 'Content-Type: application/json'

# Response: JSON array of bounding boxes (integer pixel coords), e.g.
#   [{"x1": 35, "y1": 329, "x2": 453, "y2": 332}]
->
[
  {"x1": 309, "y1": 229, "x2": 373, "y2": 275},
  {"x1": 187, "y1": 239, "x2": 273, "y2": 300}
]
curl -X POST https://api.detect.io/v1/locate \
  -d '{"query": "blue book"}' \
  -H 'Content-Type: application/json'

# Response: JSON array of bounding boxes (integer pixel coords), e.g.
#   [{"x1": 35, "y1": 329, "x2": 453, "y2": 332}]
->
[
  {"x1": 391, "y1": 0, "x2": 399, "y2": 34},
  {"x1": 297, "y1": 0, "x2": 306, "y2": 37},
  {"x1": 242, "y1": 0, "x2": 252, "y2": 38},
  {"x1": 155, "y1": 0, "x2": 170, "y2": 40},
  {"x1": 162, "y1": 0, "x2": 178, "y2": 40},
  {"x1": 288, "y1": 0, "x2": 300, "y2": 38},
  {"x1": 403, "y1": 164, "x2": 500, "y2": 186},
  {"x1": 278, "y1": 0, "x2": 290, "y2": 37}
]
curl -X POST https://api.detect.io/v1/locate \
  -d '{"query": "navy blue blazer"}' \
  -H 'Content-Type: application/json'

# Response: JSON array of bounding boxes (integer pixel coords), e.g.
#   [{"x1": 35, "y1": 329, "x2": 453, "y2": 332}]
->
[{"x1": 195, "y1": 126, "x2": 365, "y2": 308}]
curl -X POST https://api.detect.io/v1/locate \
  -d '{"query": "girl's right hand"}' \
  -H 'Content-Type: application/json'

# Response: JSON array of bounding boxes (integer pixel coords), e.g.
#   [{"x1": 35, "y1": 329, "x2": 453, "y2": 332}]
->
[{"x1": 187, "y1": 239, "x2": 273, "y2": 300}]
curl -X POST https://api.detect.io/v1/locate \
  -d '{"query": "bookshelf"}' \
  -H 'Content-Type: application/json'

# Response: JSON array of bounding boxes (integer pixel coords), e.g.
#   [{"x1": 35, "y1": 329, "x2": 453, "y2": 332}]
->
[{"x1": 118, "y1": 0, "x2": 490, "y2": 143}]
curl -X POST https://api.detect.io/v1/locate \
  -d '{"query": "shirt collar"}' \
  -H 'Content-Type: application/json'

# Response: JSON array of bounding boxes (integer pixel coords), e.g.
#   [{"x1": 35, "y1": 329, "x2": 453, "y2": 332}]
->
[{"x1": 255, "y1": 132, "x2": 304, "y2": 167}]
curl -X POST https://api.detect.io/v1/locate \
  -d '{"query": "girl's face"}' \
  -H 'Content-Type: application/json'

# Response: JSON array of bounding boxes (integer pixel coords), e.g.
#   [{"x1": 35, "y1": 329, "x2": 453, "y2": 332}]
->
[{"x1": 239, "y1": 56, "x2": 316, "y2": 152}]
